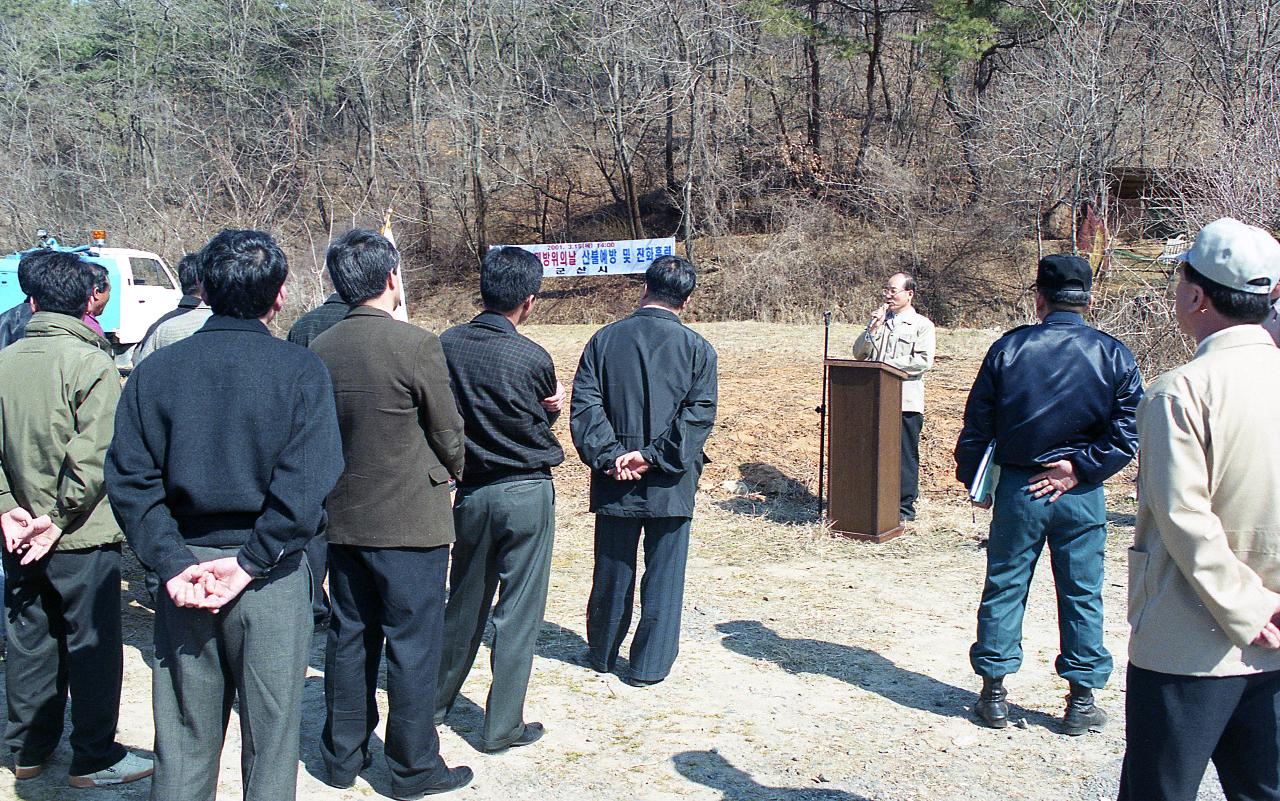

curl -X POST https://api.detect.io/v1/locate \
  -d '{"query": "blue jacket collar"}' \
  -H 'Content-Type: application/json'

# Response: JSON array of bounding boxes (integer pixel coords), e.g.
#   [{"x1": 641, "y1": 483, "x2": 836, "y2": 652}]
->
[{"x1": 1044, "y1": 310, "x2": 1087, "y2": 325}]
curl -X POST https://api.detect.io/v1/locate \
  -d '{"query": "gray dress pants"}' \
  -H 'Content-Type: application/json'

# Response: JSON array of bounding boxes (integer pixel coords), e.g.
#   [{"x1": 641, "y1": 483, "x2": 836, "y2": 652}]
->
[
  {"x1": 150, "y1": 545, "x2": 311, "y2": 801},
  {"x1": 435, "y1": 479, "x2": 555, "y2": 750}
]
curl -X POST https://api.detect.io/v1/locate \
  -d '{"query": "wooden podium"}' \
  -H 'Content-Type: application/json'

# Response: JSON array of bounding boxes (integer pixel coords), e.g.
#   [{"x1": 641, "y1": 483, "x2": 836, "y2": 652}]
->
[{"x1": 823, "y1": 358, "x2": 907, "y2": 543}]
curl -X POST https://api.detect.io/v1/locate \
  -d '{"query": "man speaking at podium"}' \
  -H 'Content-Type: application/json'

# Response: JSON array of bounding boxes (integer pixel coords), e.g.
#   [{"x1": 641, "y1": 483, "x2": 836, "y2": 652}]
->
[{"x1": 852, "y1": 272, "x2": 935, "y2": 522}]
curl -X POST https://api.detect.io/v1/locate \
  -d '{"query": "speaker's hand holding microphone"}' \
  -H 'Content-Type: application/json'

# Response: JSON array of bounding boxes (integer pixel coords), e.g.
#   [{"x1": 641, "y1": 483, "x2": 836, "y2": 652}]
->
[{"x1": 868, "y1": 303, "x2": 889, "y2": 333}]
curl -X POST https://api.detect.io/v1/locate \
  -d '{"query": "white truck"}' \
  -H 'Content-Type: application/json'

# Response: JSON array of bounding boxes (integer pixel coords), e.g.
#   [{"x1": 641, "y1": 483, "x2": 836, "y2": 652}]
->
[{"x1": 0, "y1": 231, "x2": 182, "y2": 367}]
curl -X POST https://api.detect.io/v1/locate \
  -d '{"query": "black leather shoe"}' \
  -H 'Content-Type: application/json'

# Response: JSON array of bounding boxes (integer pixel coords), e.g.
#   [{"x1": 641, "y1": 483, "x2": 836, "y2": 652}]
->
[
  {"x1": 975, "y1": 676, "x2": 1009, "y2": 729},
  {"x1": 392, "y1": 766, "x2": 474, "y2": 799},
  {"x1": 623, "y1": 674, "x2": 664, "y2": 687},
  {"x1": 1063, "y1": 685, "x2": 1107, "y2": 736},
  {"x1": 484, "y1": 722, "x2": 545, "y2": 753}
]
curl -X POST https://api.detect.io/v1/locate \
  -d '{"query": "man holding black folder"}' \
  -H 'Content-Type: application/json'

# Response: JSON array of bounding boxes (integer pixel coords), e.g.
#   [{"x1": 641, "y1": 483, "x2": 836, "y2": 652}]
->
[{"x1": 954, "y1": 254, "x2": 1142, "y2": 735}]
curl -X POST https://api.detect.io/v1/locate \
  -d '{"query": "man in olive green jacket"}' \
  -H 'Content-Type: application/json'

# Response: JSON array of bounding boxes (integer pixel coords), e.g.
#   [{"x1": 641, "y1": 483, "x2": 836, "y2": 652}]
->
[{"x1": 0, "y1": 251, "x2": 152, "y2": 789}]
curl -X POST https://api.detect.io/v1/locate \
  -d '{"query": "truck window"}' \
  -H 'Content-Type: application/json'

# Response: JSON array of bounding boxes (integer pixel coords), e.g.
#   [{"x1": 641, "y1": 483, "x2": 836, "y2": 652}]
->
[{"x1": 130, "y1": 258, "x2": 174, "y2": 289}]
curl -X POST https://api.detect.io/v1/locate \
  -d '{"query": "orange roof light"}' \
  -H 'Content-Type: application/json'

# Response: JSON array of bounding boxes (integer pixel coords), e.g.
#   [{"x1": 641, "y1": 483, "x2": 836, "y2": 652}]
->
[{"x1": 91, "y1": 229, "x2": 107, "y2": 245}]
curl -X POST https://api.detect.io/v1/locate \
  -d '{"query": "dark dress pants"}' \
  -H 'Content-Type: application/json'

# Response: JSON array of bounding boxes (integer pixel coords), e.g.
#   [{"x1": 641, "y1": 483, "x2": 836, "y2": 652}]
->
[
  {"x1": 435, "y1": 480, "x2": 555, "y2": 750},
  {"x1": 1119, "y1": 665, "x2": 1280, "y2": 801},
  {"x1": 900, "y1": 411, "x2": 923, "y2": 520},
  {"x1": 304, "y1": 529, "x2": 331, "y2": 626},
  {"x1": 151, "y1": 545, "x2": 311, "y2": 801},
  {"x1": 587, "y1": 515, "x2": 691, "y2": 682},
  {"x1": 323, "y1": 544, "x2": 450, "y2": 797},
  {"x1": 4, "y1": 544, "x2": 126, "y2": 775}
]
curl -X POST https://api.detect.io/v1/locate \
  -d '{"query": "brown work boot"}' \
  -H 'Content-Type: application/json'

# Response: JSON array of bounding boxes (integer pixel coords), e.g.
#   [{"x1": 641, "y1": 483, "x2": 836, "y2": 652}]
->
[
  {"x1": 975, "y1": 676, "x2": 1009, "y2": 728},
  {"x1": 1062, "y1": 684, "x2": 1107, "y2": 736}
]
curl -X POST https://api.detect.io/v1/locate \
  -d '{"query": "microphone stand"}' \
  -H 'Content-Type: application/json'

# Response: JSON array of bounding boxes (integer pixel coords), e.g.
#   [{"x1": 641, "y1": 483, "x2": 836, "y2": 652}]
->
[{"x1": 817, "y1": 310, "x2": 833, "y2": 520}]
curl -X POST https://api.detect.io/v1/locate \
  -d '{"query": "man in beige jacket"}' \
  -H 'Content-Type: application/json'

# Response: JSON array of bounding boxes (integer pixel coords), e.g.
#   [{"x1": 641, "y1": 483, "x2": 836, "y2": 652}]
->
[
  {"x1": 853, "y1": 272, "x2": 935, "y2": 521},
  {"x1": 1121, "y1": 217, "x2": 1280, "y2": 800}
]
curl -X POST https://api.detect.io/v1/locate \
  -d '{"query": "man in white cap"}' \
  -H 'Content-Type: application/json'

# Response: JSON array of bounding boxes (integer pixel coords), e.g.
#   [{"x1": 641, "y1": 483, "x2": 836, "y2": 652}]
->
[{"x1": 1119, "y1": 218, "x2": 1280, "y2": 800}]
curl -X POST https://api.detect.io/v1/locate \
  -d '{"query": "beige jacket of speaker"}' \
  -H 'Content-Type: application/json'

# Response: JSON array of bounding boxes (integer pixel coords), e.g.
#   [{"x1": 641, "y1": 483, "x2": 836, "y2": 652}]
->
[
  {"x1": 852, "y1": 307, "x2": 935, "y2": 414},
  {"x1": 1129, "y1": 324, "x2": 1280, "y2": 677}
]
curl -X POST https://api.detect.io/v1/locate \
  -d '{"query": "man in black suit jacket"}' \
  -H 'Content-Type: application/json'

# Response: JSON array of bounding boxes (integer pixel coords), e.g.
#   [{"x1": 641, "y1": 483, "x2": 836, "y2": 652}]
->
[
  {"x1": 310, "y1": 229, "x2": 472, "y2": 798},
  {"x1": 570, "y1": 255, "x2": 718, "y2": 686}
]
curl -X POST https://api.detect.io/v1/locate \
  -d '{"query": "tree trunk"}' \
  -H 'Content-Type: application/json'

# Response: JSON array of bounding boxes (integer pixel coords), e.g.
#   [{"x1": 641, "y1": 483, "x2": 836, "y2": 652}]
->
[
  {"x1": 942, "y1": 77, "x2": 983, "y2": 207},
  {"x1": 852, "y1": 0, "x2": 883, "y2": 183},
  {"x1": 806, "y1": 0, "x2": 822, "y2": 153}
]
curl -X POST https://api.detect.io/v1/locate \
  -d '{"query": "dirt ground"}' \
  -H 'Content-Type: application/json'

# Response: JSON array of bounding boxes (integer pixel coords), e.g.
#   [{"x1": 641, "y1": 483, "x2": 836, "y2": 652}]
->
[{"x1": 0, "y1": 321, "x2": 1228, "y2": 801}]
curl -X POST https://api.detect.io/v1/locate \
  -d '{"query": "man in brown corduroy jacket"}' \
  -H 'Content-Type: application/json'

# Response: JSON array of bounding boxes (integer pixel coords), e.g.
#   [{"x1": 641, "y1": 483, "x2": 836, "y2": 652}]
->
[{"x1": 310, "y1": 228, "x2": 472, "y2": 799}]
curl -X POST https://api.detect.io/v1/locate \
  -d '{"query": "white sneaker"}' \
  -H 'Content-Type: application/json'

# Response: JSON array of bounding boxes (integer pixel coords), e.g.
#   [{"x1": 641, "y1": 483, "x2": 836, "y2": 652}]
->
[{"x1": 68, "y1": 752, "x2": 154, "y2": 788}]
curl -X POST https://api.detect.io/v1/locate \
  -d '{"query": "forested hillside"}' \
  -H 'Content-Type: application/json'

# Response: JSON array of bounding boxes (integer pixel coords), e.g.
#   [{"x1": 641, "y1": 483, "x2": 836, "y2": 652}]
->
[{"x1": 0, "y1": 0, "x2": 1275, "y2": 323}]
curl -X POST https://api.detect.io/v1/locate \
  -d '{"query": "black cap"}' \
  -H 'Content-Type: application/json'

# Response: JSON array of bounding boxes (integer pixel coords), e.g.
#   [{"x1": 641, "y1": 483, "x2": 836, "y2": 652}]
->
[{"x1": 1035, "y1": 254, "x2": 1092, "y2": 302}]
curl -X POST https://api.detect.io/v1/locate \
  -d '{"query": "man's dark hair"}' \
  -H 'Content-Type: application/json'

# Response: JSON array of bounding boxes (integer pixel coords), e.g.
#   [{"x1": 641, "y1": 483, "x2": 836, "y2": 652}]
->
[
  {"x1": 894, "y1": 272, "x2": 916, "y2": 292},
  {"x1": 1183, "y1": 264, "x2": 1271, "y2": 323},
  {"x1": 85, "y1": 261, "x2": 110, "y2": 294},
  {"x1": 200, "y1": 229, "x2": 288, "y2": 319},
  {"x1": 481, "y1": 247, "x2": 543, "y2": 312},
  {"x1": 177, "y1": 252, "x2": 202, "y2": 295},
  {"x1": 16, "y1": 248, "x2": 53, "y2": 296},
  {"x1": 27, "y1": 252, "x2": 94, "y2": 318},
  {"x1": 645, "y1": 254, "x2": 697, "y2": 307},
  {"x1": 325, "y1": 229, "x2": 398, "y2": 305}
]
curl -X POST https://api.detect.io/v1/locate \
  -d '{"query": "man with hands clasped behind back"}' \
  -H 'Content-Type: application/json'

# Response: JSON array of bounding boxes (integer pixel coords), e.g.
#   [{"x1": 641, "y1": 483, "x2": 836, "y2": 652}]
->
[
  {"x1": 955, "y1": 253, "x2": 1142, "y2": 736},
  {"x1": 106, "y1": 229, "x2": 344, "y2": 801},
  {"x1": 571, "y1": 255, "x2": 718, "y2": 687},
  {"x1": 0, "y1": 251, "x2": 153, "y2": 789},
  {"x1": 1119, "y1": 218, "x2": 1280, "y2": 801}
]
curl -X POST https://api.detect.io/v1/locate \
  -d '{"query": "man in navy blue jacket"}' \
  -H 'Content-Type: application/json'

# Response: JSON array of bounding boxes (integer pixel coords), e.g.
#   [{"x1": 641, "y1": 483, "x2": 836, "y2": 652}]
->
[
  {"x1": 107, "y1": 229, "x2": 344, "y2": 801},
  {"x1": 955, "y1": 254, "x2": 1142, "y2": 735},
  {"x1": 570, "y1": 255, "x2": 717, "y2": 687}
]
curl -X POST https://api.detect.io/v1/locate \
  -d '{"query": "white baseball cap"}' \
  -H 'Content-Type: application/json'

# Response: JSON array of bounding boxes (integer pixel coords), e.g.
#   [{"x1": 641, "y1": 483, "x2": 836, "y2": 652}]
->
[{"x1": 1177, "y1": 217, "x2": 1280, "y2": 294}]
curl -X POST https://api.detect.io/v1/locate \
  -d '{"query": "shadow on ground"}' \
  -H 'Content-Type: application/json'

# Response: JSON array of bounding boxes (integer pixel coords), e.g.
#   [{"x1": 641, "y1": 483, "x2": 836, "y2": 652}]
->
[
  {"x1": 715, "y1": 463, "x2": 821, "y2": 524},
  {"x1": 715, "y1": 620, "x2": 1061, "y2": 731},
  {"x1": 673, "y1": 750, "x2": 872, "y2": 800}
]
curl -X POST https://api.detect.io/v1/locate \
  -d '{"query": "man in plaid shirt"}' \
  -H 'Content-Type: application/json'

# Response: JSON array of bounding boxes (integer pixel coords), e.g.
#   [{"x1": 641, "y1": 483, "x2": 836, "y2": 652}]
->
[{"x1": 433, "y1": 246, "x2": 564, "y2": 753}]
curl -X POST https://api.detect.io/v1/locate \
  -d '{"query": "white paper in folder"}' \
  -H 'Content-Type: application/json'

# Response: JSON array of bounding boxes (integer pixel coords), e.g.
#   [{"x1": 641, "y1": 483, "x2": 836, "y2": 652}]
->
[{"x1": 968, "y1": 440, "x2": 1001, "y2": 504}]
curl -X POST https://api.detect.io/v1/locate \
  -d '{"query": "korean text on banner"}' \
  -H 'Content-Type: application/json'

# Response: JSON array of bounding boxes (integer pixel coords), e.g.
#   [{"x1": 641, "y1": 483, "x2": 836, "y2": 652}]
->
[{"x1": 493, "y1": 238, "x2": 677, "y2": 278}]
